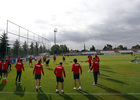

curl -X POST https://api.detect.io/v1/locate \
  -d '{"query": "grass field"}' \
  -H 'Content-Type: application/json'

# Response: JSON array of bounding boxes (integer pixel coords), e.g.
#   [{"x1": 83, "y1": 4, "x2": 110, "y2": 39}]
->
[{"x1": 0, "y1": 54, "x2": 140, "y2": 100}]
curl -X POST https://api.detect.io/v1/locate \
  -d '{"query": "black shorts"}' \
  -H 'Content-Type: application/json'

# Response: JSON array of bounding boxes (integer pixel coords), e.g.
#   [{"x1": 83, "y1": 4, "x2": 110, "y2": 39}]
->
[
  {"x1": 74, "y1": 74, "x2": 80, "y2": 79},
  {"x1": 3, "y1": 70, "x2": 7, "y2": 73},
  {"x1": 35, "y1": 74, "x2": 41, "y2": 79},
  {"x1": 89, "y1": 63, "x2": 91, "y2": 67},
  {"x1": 56, "y1": 76, "x2": 64, "y2": 82},
  {"x1": 29, "y1": 61, "x2": 32, "y2": 63}
]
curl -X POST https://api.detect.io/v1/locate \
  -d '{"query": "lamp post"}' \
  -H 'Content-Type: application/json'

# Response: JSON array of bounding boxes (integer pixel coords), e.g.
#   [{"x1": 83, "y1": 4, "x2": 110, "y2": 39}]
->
[{"x1": 54, "y1": 28, "x2": 58, "y2": 45}]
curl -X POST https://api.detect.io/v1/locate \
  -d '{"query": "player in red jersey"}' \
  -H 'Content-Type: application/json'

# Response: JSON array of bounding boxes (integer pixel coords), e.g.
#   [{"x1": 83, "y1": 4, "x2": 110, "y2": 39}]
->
[
  {"x1": 33, "y1": 60, "x2": 44, "y2": 89},
  {"x1": 72, "y1": 59, "x2": 82, "y2": 90},
  {"x1": 43, "y1": 56, "x2": 46, "y2": 63},
  {"x1": 29, "y1": 56, "x2": 33, "y2": 67},
  {"x1": 2, "y1": 60, "x2": 8, "y2": 81},
  {"x1": 53, "y1": 55, "x2": 56, "y2": 62},
  {"x1": 85, "y1": 55, "x2": 92, "y2": 72},
  {"x1": 95, "y1": 54, "x2": 100, "y2": 77},
  {"x1": 62, "y1": 56, "x2": 65, "y2": 62},
  {"x1": 17, "y1": 57, "x2": 20, "y2": 62},
  {"x1": 90, "y1": 57, "x2": 99, "y2": 85},
  {"x1": 8, "y1": 56, "x2": 11, "y2": 70},
  {"x1": 54, "y1": 62, "x2": 66, "y2": 94},
  {"x1": 0, "y1": 59, "x2": 4, "y2": 78},
  {"x1": 15, "y1": 59, "x2": 25, "y2": 84}
]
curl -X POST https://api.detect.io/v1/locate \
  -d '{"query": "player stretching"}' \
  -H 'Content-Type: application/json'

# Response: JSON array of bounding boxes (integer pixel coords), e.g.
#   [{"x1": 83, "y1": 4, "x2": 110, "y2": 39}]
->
[
  {"x1": 90, "y1": 58, "x2": 99, "y2": 85},
  {"x1": 2, "y1": 60, "x2": 8, "y2": 81},
  {"x1": 33, "y1": 60, "x2": 44, "y2": 89},
  {"x1": 15, "y1": 59, "x2": 25, "y2": 84},
  {"x1": 0, "y1": 59, "x2": 4, "y2": 78},
  {"x1": 54, "y1": 62, "x2": 66, "y2": 94},
  {"x1": 85, "y1": 55, "x2": 92, "y2": 72},
  {"x1": 62, "y1": 56, "x2": 65, "y2": 62},
  {"x1": 43, "y1": 56, "x2": 46, "y2": 63},
  {"x1": 72, "y1": 59, "x2": 82, "y2": 90}
]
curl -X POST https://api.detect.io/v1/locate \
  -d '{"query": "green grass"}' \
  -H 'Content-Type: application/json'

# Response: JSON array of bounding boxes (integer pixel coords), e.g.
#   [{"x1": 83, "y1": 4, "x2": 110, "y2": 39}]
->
[{"x1": 0, "y1": 54, "x2": 140, "y2": 100}]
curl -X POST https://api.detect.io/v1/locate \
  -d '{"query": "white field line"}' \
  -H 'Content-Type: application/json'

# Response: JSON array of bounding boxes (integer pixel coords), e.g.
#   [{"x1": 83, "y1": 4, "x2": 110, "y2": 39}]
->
[{"x1": 0, "y1": 92, "x2": 140, "y2": 95}]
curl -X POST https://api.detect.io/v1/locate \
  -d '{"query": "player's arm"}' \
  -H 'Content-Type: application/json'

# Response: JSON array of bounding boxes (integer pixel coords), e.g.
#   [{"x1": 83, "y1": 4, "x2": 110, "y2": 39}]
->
[
  {"x1": 72, "y1": 64, "x2": 74, "y2": 72},
  {"x1": 33, "y1": 66, "x2": 36, "y2": 75},
  {"x1": 41, "y1": 66, "x2": 44, "y2": 75},
  {"x1": 62, "y1": 67, "x2": 66, "y2": 78},
  {"x1": 22, "y1": 63, "x2": 25, "y2": 71},
  {"x1": 54, "y1": 67, "x2": 57, "y2": 75}
]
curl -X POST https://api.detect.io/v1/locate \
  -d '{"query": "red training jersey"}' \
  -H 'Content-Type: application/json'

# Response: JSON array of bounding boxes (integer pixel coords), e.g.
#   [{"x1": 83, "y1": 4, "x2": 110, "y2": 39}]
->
[
  {"x1": 53, "y1": 56, "x2": 56, "y2": 60},
  {"x1": 43, "y1": 57, "x2": 46, "y2": 61},
  {"x1": 29, "y1": 57, "x2": 32, "y2": 61},
  {"x1": 86, "y1": 57, "x2": 91, "y2": 64},
  {"x1": 0, "y1": 61, "x2": 3, "y2": 69},
  {"x1": 33, "y1": 63, "x2": 44, "y2": 75},
  {"x1": 8, "y1": 58, "x2": 10, "y2": 64},
  {"x1": 17, "y1": 57, "x2": 20, "y2": 62},
  {"x1": 2, "y1": 61, "x2": 8, "y2": 70},
  {"x1": 62, "y1": 57, "x2": 65, "y2": 60},
  {"x1": 54, "y1": 65, "x2": 65, "y2": 77},
  {"x1": 72, "y1": 63, "x2": 82, "y2": 74},
  {"x1": 90, "y1": 60, "x2": 99, "y2": 72},
  {"x1": 15, "y1": 62, "x2": 24, "y2": 71}
]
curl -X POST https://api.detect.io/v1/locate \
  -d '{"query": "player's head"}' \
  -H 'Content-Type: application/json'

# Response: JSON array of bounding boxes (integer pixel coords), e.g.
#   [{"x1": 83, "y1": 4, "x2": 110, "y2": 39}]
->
[
  {"x1": 59, "y1": 62, "x2": 62, "y2": 65},
  {"x1": 1, "y1": 59, "x2": 4, "y2": 62},
  {"x1": 6, "y1": 60, "x2": 8, "y2": 62},
  {"x1": 38, "y1": 60, "x2": 41, "y2": 64},
  {"x1": 73, "y1": 58, "x2": 77, "y2": 63},
  {"x1": 93, "y1": 57, "x2": 95, "y2": 61},
  {"x1": 20, "y1": 59, "x2": 23, "y2": 62}
]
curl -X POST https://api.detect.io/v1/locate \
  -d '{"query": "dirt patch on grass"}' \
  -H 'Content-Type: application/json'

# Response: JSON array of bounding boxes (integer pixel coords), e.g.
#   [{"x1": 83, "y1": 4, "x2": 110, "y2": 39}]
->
[{"x1": 115, "y1": 71, "x2": 140, "y2": 76}]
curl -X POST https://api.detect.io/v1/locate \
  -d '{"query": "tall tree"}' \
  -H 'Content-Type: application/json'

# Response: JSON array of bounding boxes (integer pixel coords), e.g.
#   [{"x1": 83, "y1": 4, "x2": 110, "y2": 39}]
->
[
  {"x1": 90, "y1": 45, "x2": 95, "y2": 51},
  {"x1": 0, "y1": 32, "x2": 9, "y2": 58},
  {"x1": 12, "y1": 39, "x2": 20, "y2": 57},
  {"x1": 131, "y1": 44, "x2": 140, "y2": 50},
  {"x1": 22, "y1": 41, "x2": 28, "y2": 57},
  {"x1": 103, "y1": 44, "x2": 112, "y2": 50},
  {"x1": 28, "y1": 42, "x2": 34, "y2": 55},
  {"x1": 34, "y1": 42, "x2": 39, "y2": 56}
]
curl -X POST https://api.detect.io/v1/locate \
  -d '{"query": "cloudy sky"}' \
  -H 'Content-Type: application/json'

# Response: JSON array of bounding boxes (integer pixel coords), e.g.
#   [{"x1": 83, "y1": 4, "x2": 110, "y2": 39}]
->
[{"x1": 0, "y1": 0, "x2": 140, "y2": 50}]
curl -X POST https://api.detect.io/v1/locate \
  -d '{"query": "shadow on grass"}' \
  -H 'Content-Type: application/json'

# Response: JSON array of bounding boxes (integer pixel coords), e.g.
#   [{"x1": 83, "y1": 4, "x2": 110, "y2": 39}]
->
[
  {"x1": 36, "y1": 89, "x2": 50, "y2": 100},
  {"x1": 100, "y1": 65, "x2": 112, "y2": 69},
  {"x1": 14, "y1": 84, "x2": 25, "y2": 97},
  {"x1": 100, "y1": 74, "x2": 110, "y2": 77},
  {"x1": 77, "y1": 90, "x2": 100, "y2": 100},
  {"x1": 97, "y1": 84, "x2": 139, "y2": 100},
  {"x1": 100, "y1": 77, "x2": 128, "y2": 85},
  {"x1": 101, "y1": 69, "x2": 116, "y2": 73},
  {"x1": 59, "y1": 93, "x2": 73, "y2": 100},
  {"x1": 0, "y1": 81, "x2": 7, "y2": 91}
]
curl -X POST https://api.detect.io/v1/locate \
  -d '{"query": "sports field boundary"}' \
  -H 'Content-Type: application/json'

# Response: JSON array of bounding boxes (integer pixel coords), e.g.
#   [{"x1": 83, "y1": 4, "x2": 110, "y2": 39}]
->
[{"x1": 0, "y1": 92, "x2": 140, "y2": 95}]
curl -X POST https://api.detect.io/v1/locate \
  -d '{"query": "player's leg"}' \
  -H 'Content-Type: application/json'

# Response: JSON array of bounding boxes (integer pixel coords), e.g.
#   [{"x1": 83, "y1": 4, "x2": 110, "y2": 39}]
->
[
  {"x1": 93, "y1": 72, "x2": 98, "y2": 85},
  {"x1": 35, "y1": 79, "x2": 38, "y2": 89},
  {"x1": 16, "y1": 71, "x2": 19, "y2": 82},
  {"x1": 10, "y1": 64, "x2": 11, "y2": 70},
  {"x1": 61, "y1": 82, "x2": 64, "y2": 93},
  {"x1": 56, "y1": 82, "x2": 59, "y2": 93},
  {"x1": 97, "y1": 66, "x2": 100, "y2": 77},
  {"x1": 0, "y1": 69, "x2": 2, "y2": 77},
  {"x1": 78, "y1": 79, "x2": 81, "y2": 90},
  {"x1": 18, "y1": 71, "x2": 22, "y2": 83}
]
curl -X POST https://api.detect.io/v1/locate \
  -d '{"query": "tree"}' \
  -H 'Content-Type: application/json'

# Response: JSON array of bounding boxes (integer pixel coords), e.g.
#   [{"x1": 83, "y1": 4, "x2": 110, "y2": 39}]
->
[
  {"x1": 90, "y1": 45, "x2": 95, "y2": 51},
  {"x1": 12, "y1": 39, "x2": 20, "y2": 57},
  {"x1": 114, "y1": 45, "x2": 127, "y2": 50},
  {"x1": 39, "y1": 45, "x2": 43, "y2": 53},
  {"x1": 28, "y1": 42, "x2": 34, "y2": 55},
  {"x1": 51, "y1": 44, "x2": 60, "y2": 54},
  {"x1": 34, "y1": 42, "x2": 39, "y2": 56},
  {"x1": 60, "y1": 45, "x2": 69, "y2": 53},
  {"x1": 131, "y1": 44, "x2": 140, "y2": 50},
  {"x1": 103, "y1": 44, "x2": 112, "y2": 50},
  {"x1": 22, "y1": 41, "x2": 28, "y2": 57},
  {"x1": 0, "y1": 32, "x2": 9, "y2": 58}
]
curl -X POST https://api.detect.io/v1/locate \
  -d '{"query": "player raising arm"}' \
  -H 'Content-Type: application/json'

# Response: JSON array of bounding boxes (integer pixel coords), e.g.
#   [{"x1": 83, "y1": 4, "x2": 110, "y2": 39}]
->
[
  {"x1": 72, "y1": 58, "x2": 82, "y2": 90},
  {"x1": 54, "y1": 62, "x2": 66, "y2": 94},
  {"x1": 33, "y1": 60, "x2": 44, "y2": 89}
]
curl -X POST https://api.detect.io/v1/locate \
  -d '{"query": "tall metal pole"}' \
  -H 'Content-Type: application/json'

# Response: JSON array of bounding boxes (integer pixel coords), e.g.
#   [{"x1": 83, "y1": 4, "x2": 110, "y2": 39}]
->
[{"x1": 54, "y1": 28, "x2": 58, "y2": 54}]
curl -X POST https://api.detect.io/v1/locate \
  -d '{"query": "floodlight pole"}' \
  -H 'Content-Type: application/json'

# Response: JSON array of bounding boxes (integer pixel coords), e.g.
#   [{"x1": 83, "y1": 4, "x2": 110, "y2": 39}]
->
[{"x1": 54, "y1": 28, "x2": 58, "y2": 54}]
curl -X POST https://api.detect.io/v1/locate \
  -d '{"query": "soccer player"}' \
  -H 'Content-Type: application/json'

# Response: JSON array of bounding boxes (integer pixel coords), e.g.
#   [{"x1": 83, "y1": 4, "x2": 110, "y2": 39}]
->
[
  {"x1": 54, "y1": 62, "x2": 66, "y2": 94},
  {"x1": 90, "y1": 57, "x2": 99, "y2": 85},
  {"x1": 0, "y1": 59, "x2": 4, "y2": 78},
  {"x1": 53, "y1": 55, "x2": 56, "y2": 62},
  {"x1": 72, "y1": 58, "x2": 82, "y2": 90},
  {"x1": 43, "y1": 56, "x2": 46, "y2": 63},
  {"x1": 46, "y1": 59, "x2": 50, "y2": 68},
  {"x1": 15, "y1": 59, "x2": 25, "y2": 84},
  {"x1": 85, "y1": 55, "x2": 92, "y2": 72},
  {"x1": 17, "y1": 57, "x2": 20, "y2": 62},
  {"x1": 8, "y1": 56, "x2": 11, "y2": 70},
  {"x1": 95, "y1": 54, "x2": 100, "y2": 77},
  {"x1": 33, "y1": 60, "x2": 44, "y2": 89},
  {"x1": 29, "y1": 56, "x2": 33, "y2": 67},
  {"x1": 62, "y1": 56, "x2": 65, "y2": 62},
  {"x1": 2, "y1": 60, "x2": 8, "y2": 81}
]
